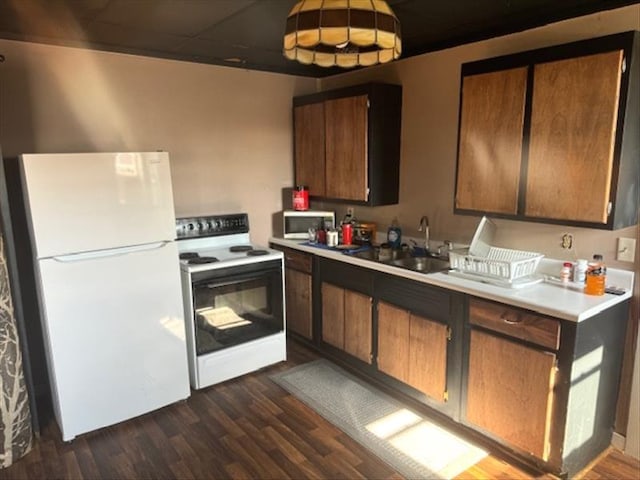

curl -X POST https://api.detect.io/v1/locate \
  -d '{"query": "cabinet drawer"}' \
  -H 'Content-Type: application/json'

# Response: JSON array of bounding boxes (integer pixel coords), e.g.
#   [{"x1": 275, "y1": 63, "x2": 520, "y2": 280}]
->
[
  {"x1": 469, "y1": 299, "x2": 560, "y2": 350},
  {"x1": 282, "y1": 248, "x2": 312, "y2": 274}
]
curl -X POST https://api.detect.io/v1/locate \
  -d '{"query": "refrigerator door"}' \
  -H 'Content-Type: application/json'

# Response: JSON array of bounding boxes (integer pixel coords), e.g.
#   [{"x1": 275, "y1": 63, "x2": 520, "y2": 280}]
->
[
  {"x1": 21, "y1": 152, "x2": 177, "y2": 258},
  {"x1": 36, "y1": 241, "x2": 190, "y2": 441}
]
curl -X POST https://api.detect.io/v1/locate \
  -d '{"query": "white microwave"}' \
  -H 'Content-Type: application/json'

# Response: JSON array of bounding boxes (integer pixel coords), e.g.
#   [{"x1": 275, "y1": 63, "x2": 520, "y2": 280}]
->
[{"x1": 283, "y1": 210, "x2": 335, "y2": 239}]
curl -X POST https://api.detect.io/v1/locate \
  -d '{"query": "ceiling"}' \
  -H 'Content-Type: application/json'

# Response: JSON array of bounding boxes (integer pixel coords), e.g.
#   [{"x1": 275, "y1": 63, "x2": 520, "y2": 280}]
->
[{"x1": 0, "y1": 0, "x2": 637, "y2": 77}]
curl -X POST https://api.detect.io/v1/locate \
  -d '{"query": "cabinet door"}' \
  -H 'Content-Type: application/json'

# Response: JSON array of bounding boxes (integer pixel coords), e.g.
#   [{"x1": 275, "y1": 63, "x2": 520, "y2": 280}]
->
[
  {"x1": 321, "y1": 282, "x2": 344, "y2": 349},
  {"x1": 294, "y1": 103, "x2": 326, "y2": 197},
  {"x1": 408, "y1": 314, "x2": 448, "y2": 402},
  {"x1": 526, "y1": 51, "x2": 623, "y2": 223},
  {"x1": 456, "y1": 68, "x2": 527, "y2": 214},
  {"x1": 467, "y1": 329, "x2": 556, "y2": 460},
  {"x1": 377, "y1": 301, "x2": 409, "y2": 383},
  {"x1": 325, "y1": 95, "x2": 368, "y2": 202},
  {"x1": 285, "y1": 268, "x2": 312, "y2": 339},
  {"x1": 344, "y1": 290, "x2": 372, "y2": 364}
]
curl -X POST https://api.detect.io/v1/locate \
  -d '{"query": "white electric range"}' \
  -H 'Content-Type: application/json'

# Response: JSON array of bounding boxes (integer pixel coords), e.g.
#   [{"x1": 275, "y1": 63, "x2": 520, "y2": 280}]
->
[{"x1": 176, "y1": 213, "x2": 286, "y2": 389}]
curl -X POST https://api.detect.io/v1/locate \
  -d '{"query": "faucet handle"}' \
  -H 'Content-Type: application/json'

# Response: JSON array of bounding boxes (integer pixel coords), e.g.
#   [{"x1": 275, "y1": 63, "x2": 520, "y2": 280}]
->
[{"x1": 437, "y1": 240, "x2": 454, "y2": 257}]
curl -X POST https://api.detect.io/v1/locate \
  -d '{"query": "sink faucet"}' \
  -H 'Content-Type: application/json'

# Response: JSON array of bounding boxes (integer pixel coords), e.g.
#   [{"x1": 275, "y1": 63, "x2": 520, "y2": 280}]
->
[{"x1": 418, "y1": 216, "x2": 429, "y2": 253}]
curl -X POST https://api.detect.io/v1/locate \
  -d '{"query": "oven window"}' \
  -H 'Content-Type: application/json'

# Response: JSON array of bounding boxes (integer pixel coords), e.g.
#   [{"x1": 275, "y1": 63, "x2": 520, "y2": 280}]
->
[{"x1": 192, "y1": 263, "x2": 283, "y2": 355}]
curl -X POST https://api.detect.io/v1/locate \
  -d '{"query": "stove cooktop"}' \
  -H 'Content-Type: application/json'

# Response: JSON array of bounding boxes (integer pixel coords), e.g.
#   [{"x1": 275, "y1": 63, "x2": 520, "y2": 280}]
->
[
  {"x1": 179, "y1": 253, "x2": 220, "y2": 265},
  {"x1": 176, "y1": 213, "x2": 282, "y2": 272}
]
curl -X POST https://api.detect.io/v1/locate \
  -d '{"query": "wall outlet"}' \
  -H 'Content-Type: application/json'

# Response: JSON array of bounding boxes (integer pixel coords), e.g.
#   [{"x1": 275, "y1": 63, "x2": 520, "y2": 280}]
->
[
  {"x1": 616, "y1": 237, "x2": 636, "y2": 262},
  {"x1": 561, "y1": 233, "x2": 573, "y2": 249}
]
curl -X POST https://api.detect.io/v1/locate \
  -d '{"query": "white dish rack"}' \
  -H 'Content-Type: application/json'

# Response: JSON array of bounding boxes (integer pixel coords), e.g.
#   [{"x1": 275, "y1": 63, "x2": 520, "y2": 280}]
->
[
  {"x1": 449, "y1": 216, "x2": 544, "y2": 284},
  {"x1": 449, "y1": 247, "x2": 543, "y2": 282}
]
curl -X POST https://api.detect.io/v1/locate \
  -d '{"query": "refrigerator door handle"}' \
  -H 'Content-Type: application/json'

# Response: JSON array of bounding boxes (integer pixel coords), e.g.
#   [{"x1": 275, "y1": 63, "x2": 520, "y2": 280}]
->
[{"x1": 50, "y1": 241, "x2": 172, "y2": 263}]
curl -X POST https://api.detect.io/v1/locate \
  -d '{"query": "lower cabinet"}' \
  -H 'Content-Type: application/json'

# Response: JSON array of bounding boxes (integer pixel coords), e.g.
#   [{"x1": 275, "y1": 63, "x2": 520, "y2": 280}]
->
[
  {"x1": 271, "y1": 245, "x2": 313, "y2": 340},
  {"x1": 285, "y1": 268, "x2": 312, "y2": 339},
  {"x1": 463, "y1": 297, "x2": 630, "y2": 477},
  {"x1": 467, "y1": 329, "x2": 557, "y2": 460},
  {"x1": 465, "y1": 298, "x2": 559, "y2": 461},
  {"x1": 279, "y1": 247, "x2": 630, "y2": 478},
  {"x1": 322, "y1": 282, "x2": 372, "y2": 364},
  {"x1": 377, "y1": 301, "x2": 449, "y2": 403}
]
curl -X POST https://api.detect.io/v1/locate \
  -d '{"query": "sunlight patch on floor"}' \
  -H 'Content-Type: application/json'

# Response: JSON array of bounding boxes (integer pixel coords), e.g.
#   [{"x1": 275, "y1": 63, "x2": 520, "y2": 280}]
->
[{"x1": 366, "y1": 408, "x2": 488, "y2": 479}]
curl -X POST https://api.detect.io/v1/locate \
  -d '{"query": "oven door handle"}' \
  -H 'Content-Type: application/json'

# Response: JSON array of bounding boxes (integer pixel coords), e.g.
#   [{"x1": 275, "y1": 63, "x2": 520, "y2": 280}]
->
[{"x1": 205, "y1": 278, "x2": 256, "y2": 289}]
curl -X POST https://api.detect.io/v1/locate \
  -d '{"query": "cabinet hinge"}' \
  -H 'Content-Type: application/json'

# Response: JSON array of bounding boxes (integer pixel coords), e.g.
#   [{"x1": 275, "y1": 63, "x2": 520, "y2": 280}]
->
[
  {"x1": 443, "y1": 390, "x2": 449, "y2": 402},
  {"x1": 607, "y1": 202, "x2": 612, "y2": 217},
  {"x1": 446, "y1": 326, "x2": 452, "y2": 341},
  {"x1": 367, "y1": 99, "x2": 370, "y2": 109},
  {"x1": 366, "y1": 187, "x2": 370, "y2": 201},
  {"x1": 622, "y1": 56, "x2": 627, "y2": 74}
]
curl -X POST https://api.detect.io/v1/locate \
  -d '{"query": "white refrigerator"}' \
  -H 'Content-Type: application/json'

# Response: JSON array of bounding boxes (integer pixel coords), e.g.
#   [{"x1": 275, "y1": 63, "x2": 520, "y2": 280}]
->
[{"x1": 19, "y1": 151, "x2": 190, "y2": 441}]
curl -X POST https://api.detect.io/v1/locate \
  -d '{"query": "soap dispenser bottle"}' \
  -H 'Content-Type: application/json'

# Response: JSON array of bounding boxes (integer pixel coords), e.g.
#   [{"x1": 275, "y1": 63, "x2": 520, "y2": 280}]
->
[{"x1": 387, "y1": 217, "x2": 402, "y2": 249}]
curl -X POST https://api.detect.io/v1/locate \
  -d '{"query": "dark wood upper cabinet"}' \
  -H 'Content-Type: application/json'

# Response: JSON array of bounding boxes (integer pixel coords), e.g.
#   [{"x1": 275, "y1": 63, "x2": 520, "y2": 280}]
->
[
  {"x1": 456, "y1": 67, "x2": 528, "y2": 214},
  {"x1": 325, "y1": 95, "x2": 368, "y2": 201},
  {"x1": 526, "y1": 51, "x2": 623, "y2": 223},
  {"x1": 455, "y1": 31, "x2": 639, "y2": 230},
  {"x1": 293, "y1": 83, "x2": 402, "y2": 206},
  {"x1": 294, "y1": 102, "x2": 326, "y2": 197}
]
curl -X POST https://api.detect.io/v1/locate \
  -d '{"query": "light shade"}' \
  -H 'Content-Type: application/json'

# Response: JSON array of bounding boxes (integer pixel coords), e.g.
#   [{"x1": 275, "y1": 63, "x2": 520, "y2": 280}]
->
[{"x1": 283, "y1": 0, "x2": 402, "y2": 68}]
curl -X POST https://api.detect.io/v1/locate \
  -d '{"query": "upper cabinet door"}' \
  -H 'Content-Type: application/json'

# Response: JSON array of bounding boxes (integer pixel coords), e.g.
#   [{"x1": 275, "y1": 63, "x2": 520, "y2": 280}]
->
[
  {"x1": 454, "y1": 31, "x2": 638, "y2": 230},
  {"x1": 294, "y1": 102, "x2": 326, "y2": 197},
  {"x1": 293, "y1": 83, "x2": 401, "y2": 206},
  {"x1": 325, "y1": 95, "x2": 369, "y2": 202},
  {"x1": 456, "y1": 68, "x2": 528, "y2": 215},
  {"x1": 525, "y1": 51, "x2": 623, "y2": 223}
]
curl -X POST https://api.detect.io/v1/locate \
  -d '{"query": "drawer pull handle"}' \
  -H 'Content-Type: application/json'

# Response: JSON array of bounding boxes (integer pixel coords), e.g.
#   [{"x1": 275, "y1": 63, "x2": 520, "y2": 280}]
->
[{"x1": 501, "y1": 313, "x2": 522, "y2": 324}]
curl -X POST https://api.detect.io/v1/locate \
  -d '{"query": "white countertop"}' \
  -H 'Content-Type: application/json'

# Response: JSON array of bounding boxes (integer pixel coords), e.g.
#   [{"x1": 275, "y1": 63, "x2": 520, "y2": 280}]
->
[{"x1": 270, "y1": 237, "x2": 634, "y2": 323}]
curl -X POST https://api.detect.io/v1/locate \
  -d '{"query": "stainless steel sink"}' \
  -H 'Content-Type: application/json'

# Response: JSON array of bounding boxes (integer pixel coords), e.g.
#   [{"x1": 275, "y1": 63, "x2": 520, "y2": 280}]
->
[
  {"x1": 351, "y1": 249, "x2": 450, "y2": 273},
  {"x1": 389, "y1": 256, "x2": 450, "y2": 273}
]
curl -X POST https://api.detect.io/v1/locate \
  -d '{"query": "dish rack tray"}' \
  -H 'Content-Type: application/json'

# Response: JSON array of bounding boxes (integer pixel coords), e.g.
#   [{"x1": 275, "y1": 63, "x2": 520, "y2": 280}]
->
[{"x1": 449, "y1": 247, "x2": 543, "y2": 282}]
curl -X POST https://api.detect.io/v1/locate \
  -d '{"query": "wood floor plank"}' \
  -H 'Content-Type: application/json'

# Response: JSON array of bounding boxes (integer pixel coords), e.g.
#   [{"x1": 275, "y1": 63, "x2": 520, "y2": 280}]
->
[
  {"x1": 224, "y1": 461, "x2": 254, "y2": 479},
  {"x1": 0, "y1": 339, "x2": 637, "y2": 480},
  {"x1": 263, "y1": 425, "x2": 307, "y2": 464},
  {"x1": 221, "y1": 433, "x2": 288, "y2": 479},
  {"x1": 323, "y1": 450, "x2": 368, "y2": 479}
]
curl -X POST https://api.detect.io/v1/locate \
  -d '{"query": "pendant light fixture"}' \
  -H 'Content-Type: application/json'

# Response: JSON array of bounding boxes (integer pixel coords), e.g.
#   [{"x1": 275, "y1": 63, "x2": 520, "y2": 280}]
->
[{"x1": 283, "y1": 0, "x2": 402, "y2": 68}]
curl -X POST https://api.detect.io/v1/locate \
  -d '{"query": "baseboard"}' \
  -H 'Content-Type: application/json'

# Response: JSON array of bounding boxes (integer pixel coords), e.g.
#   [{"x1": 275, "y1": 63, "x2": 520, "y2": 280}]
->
[{"x1": 612, "y1": 432, "x2": 626, "y2": 450}]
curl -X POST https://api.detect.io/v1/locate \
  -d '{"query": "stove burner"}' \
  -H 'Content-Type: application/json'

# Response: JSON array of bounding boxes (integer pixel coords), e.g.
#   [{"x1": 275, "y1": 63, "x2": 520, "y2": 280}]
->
[
  {"x1": 179, "y1": 252, "x2": 200, "y2": 260},
  {"x1": 188, "y1": 256, "x2": 219, "y2": 265},
  {"x1": 247, "y1": 249, "x2": 269, "y2": 256},
  {"x1": 230, "y1": 245, "x2": 253, "y2": 252}
]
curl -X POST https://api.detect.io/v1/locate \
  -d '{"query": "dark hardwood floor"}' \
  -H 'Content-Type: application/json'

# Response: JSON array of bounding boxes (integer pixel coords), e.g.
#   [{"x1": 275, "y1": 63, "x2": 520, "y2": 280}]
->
[{"x1": 1, "y1": 340, "x2": 638, "y2": 480}]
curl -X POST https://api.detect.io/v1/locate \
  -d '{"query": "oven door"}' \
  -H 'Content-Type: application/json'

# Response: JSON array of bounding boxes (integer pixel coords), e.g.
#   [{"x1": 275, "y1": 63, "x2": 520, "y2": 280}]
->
[{"x1": 190, "y1": 260, "x2": 283, "y2": 356}]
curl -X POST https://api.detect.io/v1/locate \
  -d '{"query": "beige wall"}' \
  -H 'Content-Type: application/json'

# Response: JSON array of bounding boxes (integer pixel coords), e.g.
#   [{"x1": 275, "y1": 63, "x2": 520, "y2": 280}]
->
[
  {"x1": 317, "y1": 5, "x2": 639, "y2": 272},
  {"x1": 0, "y1": 39, "x2": 317, "y2": 244}
]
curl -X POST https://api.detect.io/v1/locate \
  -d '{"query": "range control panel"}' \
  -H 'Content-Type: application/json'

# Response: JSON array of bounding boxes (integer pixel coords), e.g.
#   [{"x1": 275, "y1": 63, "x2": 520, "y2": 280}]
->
[{"x1": 175, "y1": 213, "x2": 249, "y2": 239}]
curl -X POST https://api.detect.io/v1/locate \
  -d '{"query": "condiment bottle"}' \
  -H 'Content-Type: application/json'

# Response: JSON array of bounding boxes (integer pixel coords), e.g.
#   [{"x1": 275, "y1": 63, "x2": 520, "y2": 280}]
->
[
  {"x1": 316, "y1": 222, "x2": 326, "y2": 244},
  {"x1": 573, "y1": 259, "x2": 588, "y2": 284},
  {"x1": 326, "y1": 229, "x2": 338, "y2": 247},
  {"x1": 560, "y1": 262, "x2": 572, "y2": 283},
  {"x1": 341, "y1": 222, "x2": 353, "y2": 246},
  {"x1": 585, "y1": 254, "x2": 606, "y2": 296}
]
